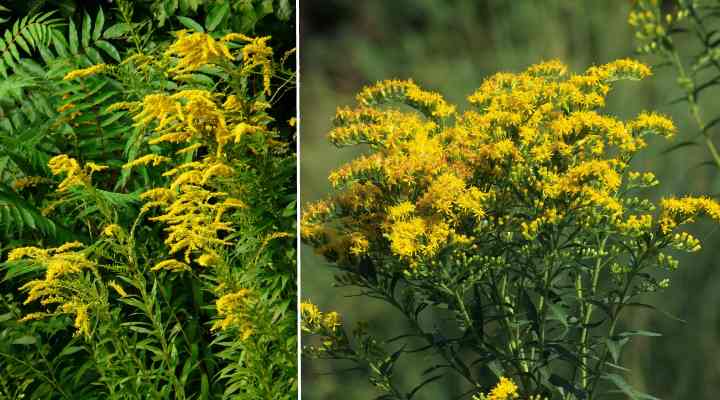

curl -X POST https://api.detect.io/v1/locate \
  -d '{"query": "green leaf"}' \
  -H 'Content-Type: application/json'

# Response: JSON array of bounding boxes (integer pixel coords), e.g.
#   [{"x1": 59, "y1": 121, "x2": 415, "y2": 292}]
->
[
  {"x1": 59, "y1": 345, "x2": 85, "y2": 357},
  {"x1": 68, "y1": 18, "x2": 78, "y2": 54},
  {"x1": 12, "y1": 335, "x2": 37, "y2": 345},
  {"x1": 93, "y1": 8, "x2": 104, "y2": 41},
  {"x1": 177, "y1": 16, "x2": 204, "y2": 33},
  {"x1": 103, "y1": 23, "x2": 132, "y2": 39},
  {"x1": 605, "y1": 337, "x2": 629, "y2": 364},
  {"x1": 95, "y1": 40, "x2": 120, "y2": 62},
  {"x1": 81, "y1": 12, "x2": 92, "y2": 49},
  {"x1": 205, "y1": 1, "x2": 230, "y2": 32},
  {"x1": 277, "y1": 0, "x2": 293, "y2": 20},
  {"x1": 604, "y1": 373, "x2": 661, "y2": 400},
  {"x1": 617, "y1": 330, "x2": 662, "y2": 338}
]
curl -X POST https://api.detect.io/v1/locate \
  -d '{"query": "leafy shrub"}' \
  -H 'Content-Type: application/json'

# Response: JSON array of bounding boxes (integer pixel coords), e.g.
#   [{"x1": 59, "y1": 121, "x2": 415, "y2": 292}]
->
[
  {"x1": 0, "y1": 2, "x2": 296, "y2": 399},
  {"x1": 301, "y1": 59, "x2": 717, "y2": 399}
]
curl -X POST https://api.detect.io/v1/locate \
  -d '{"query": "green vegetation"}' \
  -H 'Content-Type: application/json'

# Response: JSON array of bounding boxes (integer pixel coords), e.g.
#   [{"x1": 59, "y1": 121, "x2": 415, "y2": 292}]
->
[
  {"x1": 0, "y1": 1, "x2": 296, "y2": 398},
  {"x1": 301, "y1": 1, "x2": 720, "y2": 399}
]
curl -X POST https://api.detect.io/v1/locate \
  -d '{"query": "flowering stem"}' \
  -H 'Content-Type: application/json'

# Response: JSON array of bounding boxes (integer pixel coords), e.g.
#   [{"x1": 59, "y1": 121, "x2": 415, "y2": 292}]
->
[
  {"x1": 667, "y1": 46, "x2": 720, "y2": 170},
  {"x1": 578, "y1": 236, "x2": 607, "y2": 393}
]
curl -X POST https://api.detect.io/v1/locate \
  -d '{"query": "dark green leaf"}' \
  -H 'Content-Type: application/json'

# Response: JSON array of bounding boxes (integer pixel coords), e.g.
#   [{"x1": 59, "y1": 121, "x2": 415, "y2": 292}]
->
[
  {"x1": 177, "y1": 16, "x2": 204, "y2": 33},
  {"x1": 205, "y1": 2, "x2": 230, "y2": 32}
]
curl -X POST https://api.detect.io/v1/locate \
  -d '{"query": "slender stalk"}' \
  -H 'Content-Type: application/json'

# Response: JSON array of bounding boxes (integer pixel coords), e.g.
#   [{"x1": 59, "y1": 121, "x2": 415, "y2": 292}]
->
[
  {"x1": 667, "y1": 48, "x2": 720, "y2": 169},
  {"x1": 577, "y1": 236, "x2": 607, "y2": 394}
]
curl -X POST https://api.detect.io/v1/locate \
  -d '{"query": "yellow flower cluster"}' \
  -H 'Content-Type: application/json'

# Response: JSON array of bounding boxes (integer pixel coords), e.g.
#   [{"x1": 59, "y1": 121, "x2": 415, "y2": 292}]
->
[
  {"x1": 10, "y1": 242, "x2": 99, "y2": 337},
  {"x1": 303, "y1": 59, "x2": 685, "y2": 269},
  {"x1": 63, "y1": 64, "x2": 107, "y2": 80},
  {"x1": 48, "y1": 154, "x2": 107, "y2": 192},
  {"x1": 125, "y1": 32, "x2": 285, "y2": 272},
  {"x1": 300, "y1": 301, "x2": 343, "y2": 333},
  {"x1": 212, "y1": 289, "x2": 254, "y2": 339},
  {"x1": 165, "y1": 30, "x2": 234, "y2": 74},
  {"x1": 659, "y1": 196, "x2": 720, "y2": 233},
  {"x1": 356, "y1": 79, "x2": 455, "y2": 118},
  {"x1": 165, "y1": 31, "x2": 275, "y2": 94},
  {"x1": 131, "y1": 90, "x2": 251, "y2": 270},
  {"x1": 472, "y1": 377, "x2": 519, "y2": 400}
]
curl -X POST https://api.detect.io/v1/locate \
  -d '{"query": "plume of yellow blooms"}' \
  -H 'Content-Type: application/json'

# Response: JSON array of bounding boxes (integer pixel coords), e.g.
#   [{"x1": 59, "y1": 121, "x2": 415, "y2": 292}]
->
[
  {"x1": 48, "y1": 155, "x2": 107, "y2": 192},
  {"x1": 165, "y1": 30, "x2": 233, "y2": 73},
  {"x1": 301, "y1": 59, "x2": 707, "y2": 270},
  {"x1": 10, "y1": 242, "x2": 100, "y2": 337},
  {"x1": 212, "y1": 289, "x2": 254, "y2": 339},
  {"x1": 164, "y1": 31, "x2": 275, "y2": 94},
  {"x1": 659, "y1": 196, "x2": 720, "y2": 233},
  {"x1": 126, "y1": 32, "x2": 286, "y2": 271},
  {"x1": 123, "y1": 154, "x2": 171, "y2": 169},
  {"x1": 63, "y1": 64, "x2": 107, "y2": 80},
  {"x1": 300, "y1": 301, "x2": 343, "y2": 333}
]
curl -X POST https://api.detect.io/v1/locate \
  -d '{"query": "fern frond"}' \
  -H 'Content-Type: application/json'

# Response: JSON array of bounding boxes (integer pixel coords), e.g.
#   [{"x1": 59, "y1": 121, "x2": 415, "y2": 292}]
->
[
  {"x1": 0, "y1": 11, "x2": 61, "y2": 78},
  {"x1": 0, "y1": 186, "x2": 77, "y2": 242}
]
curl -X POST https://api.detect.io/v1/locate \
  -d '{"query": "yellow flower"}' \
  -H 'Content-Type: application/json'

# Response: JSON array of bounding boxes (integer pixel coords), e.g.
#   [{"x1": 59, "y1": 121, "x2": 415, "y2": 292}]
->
[
  {"x1": 300, "y1": 301, "x2": 322, "y2": 327},
  {"x1": 387, "y1": 217, "x2": 426, "y2": 259},
  {"x1": 212, "y1": 289, "x2": 254, "y2": 339},
  {"x1": 63, "y1": 64, "x2": 107, "y2": 80},
  {"x1": 108, "y1": 281, "x2": 128, "y2": 298},
  {"x1": 47, "y1": 155, "x2": 105, "y2": 192},
  {"x1": 123, "y1": 154, "x2": 172, "y2": 169},
  {"x1": 301, "y1": 59, "x2": 682, "y2": 272},
  {"x1": 487, "y1": 377, "x2": 519, "y2": 400},
  {"x1": 165, "y1": 31, "x2": 233, "y2": 74},
  {"x1": 151, "y1": 259, "x2": 191, "y2": 272},
  {"x1": 322, "y1": 311, "x2": 342, "y2": 332}
]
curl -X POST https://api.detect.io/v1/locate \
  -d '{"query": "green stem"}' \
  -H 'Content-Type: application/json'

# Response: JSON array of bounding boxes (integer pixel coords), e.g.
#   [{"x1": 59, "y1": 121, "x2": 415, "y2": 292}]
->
[
  {"x1": 668, "y1": 48, "x2": 720, "y2": 169},
  {"x1": 578, "y1": 236, "x2": 607, "y2": 396}
]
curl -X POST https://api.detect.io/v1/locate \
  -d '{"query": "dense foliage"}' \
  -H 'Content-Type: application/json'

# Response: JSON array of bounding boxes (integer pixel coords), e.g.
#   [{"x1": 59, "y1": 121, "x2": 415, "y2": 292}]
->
[
  {"x1": 0, "y1": 1, "x2": 296, "y2": 399},
  {"x1": 301, "y1": 59, "x2": 718, "y2": 399}
]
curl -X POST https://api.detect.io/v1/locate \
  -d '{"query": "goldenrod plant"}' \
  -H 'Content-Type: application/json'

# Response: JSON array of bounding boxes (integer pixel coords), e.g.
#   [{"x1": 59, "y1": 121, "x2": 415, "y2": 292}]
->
[
  {"x1": 301, "y1": 59, "x2": 717, "y2": 399},
  {"x1": 0, "y1": 1, "x2": 296, "y2": 398},
  {"x1": 630, "y1": 0, "x2": 720, "y2": 171}
]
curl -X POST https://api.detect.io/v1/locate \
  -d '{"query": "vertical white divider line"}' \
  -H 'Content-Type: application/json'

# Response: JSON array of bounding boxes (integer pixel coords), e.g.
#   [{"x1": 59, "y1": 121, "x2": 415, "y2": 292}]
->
[{"x1": 295, "y1": 0, "x2": 301, "y2": 398}]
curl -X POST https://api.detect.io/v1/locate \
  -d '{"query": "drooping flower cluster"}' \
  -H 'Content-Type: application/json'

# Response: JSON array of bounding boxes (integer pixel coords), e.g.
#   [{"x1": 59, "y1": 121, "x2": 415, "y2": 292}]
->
[
  {"x1": 123, "y1": 31, "x2": 288, "y2": 342},
  {"x1": 302, "y1": 59, "x2": 714, "y2": 271},
  {"x1": 165, "y1": 30, "x2": 274, "y2": 93},
  {"x1": 9, "y1": 242, "x2": 102, "y2": 337},
  {"x1": 48, "y1": 154, "x2": 107, "y2": 192}
]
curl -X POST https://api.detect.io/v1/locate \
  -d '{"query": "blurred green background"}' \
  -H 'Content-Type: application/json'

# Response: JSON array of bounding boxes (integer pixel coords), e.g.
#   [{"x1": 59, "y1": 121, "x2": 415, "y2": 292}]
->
[{"x1": 300, "y1": 1, "x2": 720, "y2": 398}]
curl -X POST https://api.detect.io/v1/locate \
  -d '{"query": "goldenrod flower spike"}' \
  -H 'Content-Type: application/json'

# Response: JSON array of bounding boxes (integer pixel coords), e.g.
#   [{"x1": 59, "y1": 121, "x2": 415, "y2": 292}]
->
[
  {"x1": 63, "y1": 64, "x2": 107, "y2": 80},
  {"x1": 212, "y1": 289, "x2": 254, "y2": 339},
  {"x1": 165, "y1": 30, "x2": 234, "y2": 74}
]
